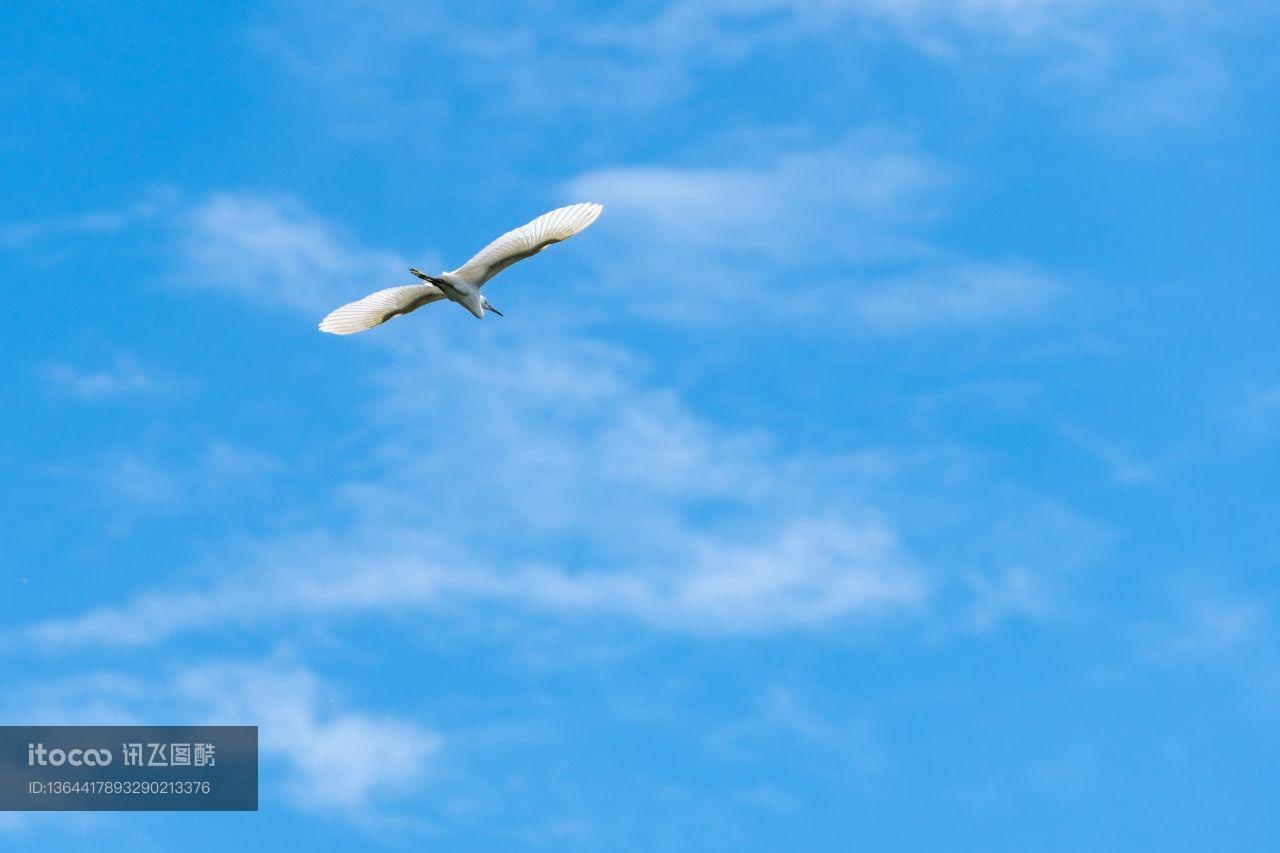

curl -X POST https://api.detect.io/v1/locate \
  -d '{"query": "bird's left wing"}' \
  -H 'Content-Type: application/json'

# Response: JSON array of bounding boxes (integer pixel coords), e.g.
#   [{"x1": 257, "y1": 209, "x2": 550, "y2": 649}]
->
[
  {"x1": 318, "y1": 284, "x2": 445, "y2": 335},
  {"x1": 450, "y1": 202, "x2": 603, "y2": 287}
]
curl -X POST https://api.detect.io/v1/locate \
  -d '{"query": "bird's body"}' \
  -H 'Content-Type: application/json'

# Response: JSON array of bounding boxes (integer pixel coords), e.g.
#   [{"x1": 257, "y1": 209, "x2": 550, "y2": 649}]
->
[
  {"x1": 413, "y1": 269, "x2": 488, "y2": 320},
  {"x1": 319, "y1": 202, "x2": 603, "y2": 334}
]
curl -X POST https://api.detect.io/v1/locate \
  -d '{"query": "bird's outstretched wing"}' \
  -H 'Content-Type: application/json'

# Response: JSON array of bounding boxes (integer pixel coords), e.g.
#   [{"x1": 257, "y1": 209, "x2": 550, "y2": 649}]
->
[
  {"x1": 451, "y1": 202, "x2": 603, "y2": 287},
  {"x1": 318, "y1": 284, "x2": 445, "y2": 335}
]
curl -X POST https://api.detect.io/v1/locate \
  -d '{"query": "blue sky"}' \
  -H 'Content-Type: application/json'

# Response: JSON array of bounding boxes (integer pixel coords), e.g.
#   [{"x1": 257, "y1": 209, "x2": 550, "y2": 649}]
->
[{"x1": 2, "y1": 0, "x2": 1279, "y2": 848}]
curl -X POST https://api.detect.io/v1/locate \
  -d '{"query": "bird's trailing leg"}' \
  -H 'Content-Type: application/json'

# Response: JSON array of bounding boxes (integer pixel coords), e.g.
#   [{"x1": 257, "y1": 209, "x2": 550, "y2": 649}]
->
[{"x1": 409, "y1": 267, "x2": 440, "y2": 285}]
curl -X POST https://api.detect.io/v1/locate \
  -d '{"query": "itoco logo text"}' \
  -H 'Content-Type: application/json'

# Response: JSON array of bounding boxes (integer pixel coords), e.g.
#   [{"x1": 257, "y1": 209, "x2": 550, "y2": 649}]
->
[{"x1": 27, "y1": 743, "x2": 113, "y2": 767}]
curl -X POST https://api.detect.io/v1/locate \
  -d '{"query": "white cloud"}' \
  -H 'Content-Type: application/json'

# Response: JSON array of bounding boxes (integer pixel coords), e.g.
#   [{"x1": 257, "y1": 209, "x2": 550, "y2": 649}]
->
[
  {"x1": 1056, "y1": 423, "x2": 1165, "y2": 485},
  {"x1": 589, "y1": 0, "x2": 1111, "y2": 57},
  {"x1": 81, "y1": 440, "x2": 282, "y2": 520},
  {"x1": 565, "y1": 130, "x2": 945, "y2": 260},
  {"x1": 2, "y1": 661, "x2": 442, "y2": 815},
  {"x1": 251, "y1": 0, "x2": 1261, "y2": 131},
  {"x1": 12, "y1": 191, "x2": 936, "y2": 646},
  {"x1": 847, "y1": 262, "x2": 1060, "y2": 332},
  {"x1": 43, "y1": 355, "x2": 170, "y2": 401},
  {"x1": 16, "y1": 191, "x2": 1090, "y2": 650},
  {"x1": 564, "y1": 138, "x2": 1061, "y2": 329},
  {"x1": 709, "y1": 684, "x2": 881, "y2": 769},
  {"x1": 1142, "y1": 593, "x2": 1271, "y2": 663},
  {"x1": 1227, "y1": 384, "x2": 1280, "y2": 448},
  {"x1": 0, "y1": 193, "x2": 171, "y2": 249},
  {"x1": 175, "y1": 192, "x2": 413, "y2": 316},
  {"x1": 174, "y1": 661, "x2": 441, "y2": 813},
  {"x1": 963, "y1": 566, "x2": 1052, "y2": 631},
  {"x1": 22, "y1": 513, "x2": 923, "y2": 647}
]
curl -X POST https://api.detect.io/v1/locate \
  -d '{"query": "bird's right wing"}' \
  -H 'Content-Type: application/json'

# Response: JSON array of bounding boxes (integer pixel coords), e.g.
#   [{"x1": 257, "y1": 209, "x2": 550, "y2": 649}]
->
[
  {"x1": 318, "y1": 284, "x2": 445, "y2": 335},
  {"x1": 450, "y1": 202, "x2": 603, "y2": 287}
]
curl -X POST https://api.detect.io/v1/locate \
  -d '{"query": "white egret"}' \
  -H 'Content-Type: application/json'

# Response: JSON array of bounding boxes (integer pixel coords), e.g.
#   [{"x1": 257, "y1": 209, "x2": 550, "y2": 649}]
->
[{"x1": 319, "y1": 202, "x2": 603, "y2": 334}]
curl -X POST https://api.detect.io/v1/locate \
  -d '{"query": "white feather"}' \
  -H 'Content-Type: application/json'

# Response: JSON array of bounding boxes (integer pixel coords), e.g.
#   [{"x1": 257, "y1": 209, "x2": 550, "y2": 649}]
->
[
  {"x1": 451, "y1": 202, "x2": 603, "y2": 287},
  {"x1": 318, "y1": 284, "x2": 444, "y2": 335}
]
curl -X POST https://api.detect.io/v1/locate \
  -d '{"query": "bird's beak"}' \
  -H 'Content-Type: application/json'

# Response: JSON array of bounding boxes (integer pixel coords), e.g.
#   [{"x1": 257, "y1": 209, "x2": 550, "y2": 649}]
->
[{"x1": 486, "y1": 304, "x2": 503, "y2": 317}]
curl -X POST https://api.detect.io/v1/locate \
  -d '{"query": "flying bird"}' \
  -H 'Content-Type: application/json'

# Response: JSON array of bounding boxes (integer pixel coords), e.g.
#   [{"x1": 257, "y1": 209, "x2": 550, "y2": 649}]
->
[{"x1": 319, "y1": 202, "x2": 603, "y2": 334}]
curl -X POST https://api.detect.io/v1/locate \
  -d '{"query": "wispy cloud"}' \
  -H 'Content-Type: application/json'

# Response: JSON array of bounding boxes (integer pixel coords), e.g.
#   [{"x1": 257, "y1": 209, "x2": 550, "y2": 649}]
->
[
  {"x1": 709, "y1": 684, "x2": 882, "y2": 771},
  {"x1": 250, "y1": 0, "x2": 1267, "y2": 133},
  {"x1": 16, "y1": 192, "x2": 1090, "y2": 649},
  {"x1": 1227, "y1": 383, "x2": 1280, "y2": 449},
  {"x1": 564, "y1": 135, "x2": 1061, "y2": 329},
  {"x1": 175, "y1": 192, "x2": 415, "y2": 315},
  {"x1": 565, "y1": 130, "x2": 946, "y2": 260},
  {"x1": 1, "y1": 660, "x2": 442, "y2": 815},
  {"x1": 15, "y1": 192, "x2": 928, "y2": 646},
  {"x1": 21, "y1": 517, "x2": 923, "y2": 648},
  {"x1": 847, "y1": 262, "x2": 1061, "y2": 333},
  {"x1": 174, "y1": 661, "x2": 441, "y2": 813},
  {"x1": 963, "y1": 566, "x2": 1052, "y2": 631},
  {"x1": 54, "y1": 440, "x2": 285, "y2": 532},
  {"x1": 42, "y1": 355, "x2": 173, "y2": 401},
  {"x1": 0, "y1": 193, "x2": 172, "y2": 250},
  {"x1": 1142, "y1": 592, "x2": 1272, "y2": 664}
]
